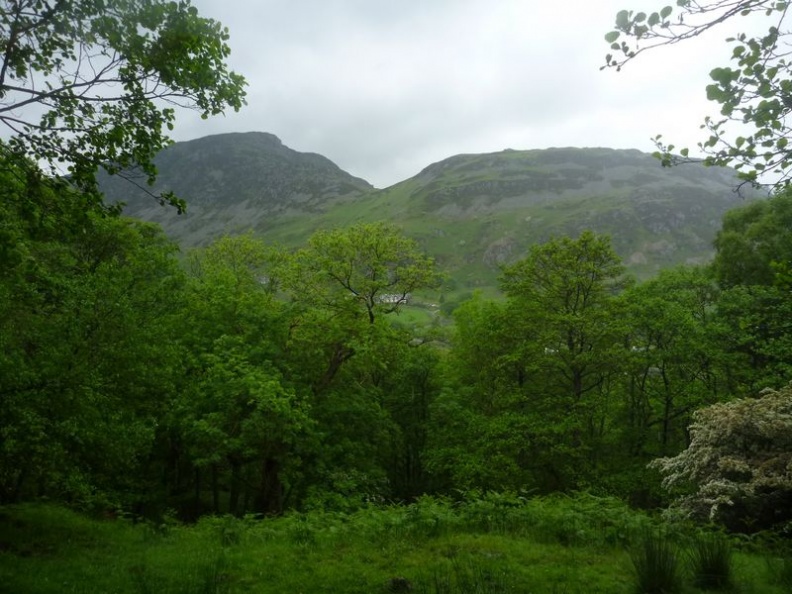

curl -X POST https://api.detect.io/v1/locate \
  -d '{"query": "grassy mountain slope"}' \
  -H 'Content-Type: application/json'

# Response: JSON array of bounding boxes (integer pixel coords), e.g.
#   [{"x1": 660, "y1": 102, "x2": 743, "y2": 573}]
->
[{"x1": 109, "y1": 134, "x2": 757, "y2": 291}]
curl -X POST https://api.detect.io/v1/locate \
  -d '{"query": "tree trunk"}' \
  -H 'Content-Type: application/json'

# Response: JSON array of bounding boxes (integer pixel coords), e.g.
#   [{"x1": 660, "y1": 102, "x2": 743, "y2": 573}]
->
[
  {"x1": 229, "y1": 459, "x2": 242, "y2": 516},
  {"x1": 211, "y1": 464, "x2": 220, "y2": 513},
  {"x1": 256, "y1": 457, "x2": 283, "y2": 515}
]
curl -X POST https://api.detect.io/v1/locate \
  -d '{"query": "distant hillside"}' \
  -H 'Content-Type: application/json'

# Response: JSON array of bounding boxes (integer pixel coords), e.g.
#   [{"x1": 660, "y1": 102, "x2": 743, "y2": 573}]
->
[
  {"x1": 103, "y1": 132, "x2": 373, "y2": 246},
  {"x1": 107, "y1": 134, "x2": 760, "y2": 291}
]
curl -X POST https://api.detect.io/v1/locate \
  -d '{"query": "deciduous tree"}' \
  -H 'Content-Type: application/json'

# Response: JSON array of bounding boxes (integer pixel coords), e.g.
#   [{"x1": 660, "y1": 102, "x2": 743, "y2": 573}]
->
[
  {"x1": 651, "y1": 383, "x2": 792, "y2": 531},
  {"x1": 0, "y1": 182, "x2": 185, "y2": 506},
  {"x1": 178, "y1": 235, "x2": 310, "y2": 515},
  {"x1": 712, "y1": 189, "x2": 792, "y2": 287},
  {"x1": 0, "y1": 0, "x2": 246, "y2": 211},
  {"x1": 429, "y1": 232, "x2": 631, "y2": 493},
  {"x1": 618, "y1": 267, "x2": 722, "y2": 459},
  {"x1": 604, "y1": 1, "x2": 792, "y2": 188},
  {"x1": 279, "y1": 222, "x2": 440, "y2": 395}
]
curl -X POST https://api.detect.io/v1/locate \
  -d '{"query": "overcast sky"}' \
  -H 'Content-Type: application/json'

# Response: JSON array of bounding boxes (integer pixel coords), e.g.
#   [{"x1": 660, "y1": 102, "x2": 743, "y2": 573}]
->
[{"x1": 173, "y1": 1, "x2": 764, "y2": 189}]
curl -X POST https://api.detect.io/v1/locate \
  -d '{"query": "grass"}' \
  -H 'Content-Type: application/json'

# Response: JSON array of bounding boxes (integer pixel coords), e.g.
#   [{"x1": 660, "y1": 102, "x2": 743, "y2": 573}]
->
[
  {"x1": 688, "y1": 532, "x2": 734, "y2": 591},
  {"x1": 630, "y1": 529, "x2": 684, "y2": 594},
  {"x1": 0, "y1": 494, "x2": 789, "y2": 593},
  {"x1": 766, "y1": 553, "x2": 792, "y2": 591}
]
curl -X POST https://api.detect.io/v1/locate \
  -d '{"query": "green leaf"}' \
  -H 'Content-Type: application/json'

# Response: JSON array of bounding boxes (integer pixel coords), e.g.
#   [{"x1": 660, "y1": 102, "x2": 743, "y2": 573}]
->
[
  {"x1": 660, "y1": 5, "x2": 673, "y2": 18},
  {"x1": 605, "y1": 31, "x2": 620, "y2": 43}
]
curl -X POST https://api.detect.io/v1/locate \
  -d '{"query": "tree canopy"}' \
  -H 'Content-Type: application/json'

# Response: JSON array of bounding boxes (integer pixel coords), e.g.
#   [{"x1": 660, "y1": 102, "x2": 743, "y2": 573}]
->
[
  {"x1": 0, "y1": 0, "x2": 247, "y2": 211},
  {"x1": 604, "y1": 1, "x2": 792, "y2": 189},
  {"x1": 712, "y1": 188, "x2": 792, "y2": 287}
]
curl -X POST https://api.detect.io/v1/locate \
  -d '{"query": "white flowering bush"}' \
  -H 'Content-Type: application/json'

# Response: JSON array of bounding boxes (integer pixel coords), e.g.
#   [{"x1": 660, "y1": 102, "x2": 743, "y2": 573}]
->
[{"x1": 651, "y1": 383, "x2": 792, "y2": 531}]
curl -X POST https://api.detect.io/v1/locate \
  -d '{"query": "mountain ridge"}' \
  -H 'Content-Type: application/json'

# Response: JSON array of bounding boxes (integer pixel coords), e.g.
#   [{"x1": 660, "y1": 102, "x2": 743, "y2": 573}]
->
[{"x1": 105, "y1": 132, "x2": 758, "y2": 288}]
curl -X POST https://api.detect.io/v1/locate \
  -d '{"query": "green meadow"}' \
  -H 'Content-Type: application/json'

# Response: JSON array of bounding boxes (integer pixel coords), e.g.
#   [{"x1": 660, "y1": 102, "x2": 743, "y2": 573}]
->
[{"x1": 3, "y1": 494, "x2": 792, "y2": 594}]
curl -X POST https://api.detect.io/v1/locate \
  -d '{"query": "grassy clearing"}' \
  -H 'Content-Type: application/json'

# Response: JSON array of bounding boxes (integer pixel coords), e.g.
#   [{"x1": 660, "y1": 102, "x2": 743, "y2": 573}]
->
[{"x1": 1, "y1": 494, "x2": 788, "y2": 593}]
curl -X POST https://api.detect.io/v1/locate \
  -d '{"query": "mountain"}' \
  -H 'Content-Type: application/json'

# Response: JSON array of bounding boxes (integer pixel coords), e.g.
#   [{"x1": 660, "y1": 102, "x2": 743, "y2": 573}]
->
[
  {"x1": 107, "y1": 134, "x2": 758, "y2": 290},
  {"x1": 334, "y1": 147, "x2": 754, "y2": 285},
  {"x1": 102, "y1": 131, "x2": 373, "y2": 246}
]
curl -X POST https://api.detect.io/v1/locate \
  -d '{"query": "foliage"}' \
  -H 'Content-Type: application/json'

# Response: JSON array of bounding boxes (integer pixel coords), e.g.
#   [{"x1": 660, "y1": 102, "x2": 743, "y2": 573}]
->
[
  {"x1": 713, "y1": 189, "x2": 792, "y2": 288},
  {"x1": 0, "y1": 160, "x2": 186, "y2": 506},
  {"x1": 276, "y1": 222, "x2": 439, "y2": 395},
  {"x1": 429, "y1": 233, "x2": 646, "y2": 496},
  {"x1": 488, "y1": 232, "x2": 629, "y2": 490},
  {"x1": 630, "y1": 529, "x2": 684, "y2": 594},
  {"x1": 651, "y1": 383, "x2": 792, "y2": 531},
  {"x1": 282, "y1": 221, "x2": 440, "y2": 325},
  {"x1": 688, "y1": 532, "x2": 735, "y2": 591},
  {"x1": 177, "y1": 235, "x2": 312, "y2": 516},
  {"x1": 618, "y1": 267, "x2": 723, "y2": 460},
  {"x1": 705, "y1": 189, "x2": 792, "y2": 391},
  {"x1": 604, "y1": 1, "x2": 792, "y2": 189},
  {"x1": 378, "y1": 343, "x2": 444, "y2": 501},
  {"x1": 9, "y1": 497, "x2": 792, "y2": 594},
  {"x1": 714, "y1": 284, "x2": 792, "y2": 391},
  {"x1": 0, "y1": 0, "x2": 246, "y2": 211}
]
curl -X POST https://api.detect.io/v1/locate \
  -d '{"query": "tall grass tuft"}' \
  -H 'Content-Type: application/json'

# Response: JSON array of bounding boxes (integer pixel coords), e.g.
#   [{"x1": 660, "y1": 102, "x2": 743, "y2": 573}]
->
[
  {"x1": 630, "y1": 529, "x2": 683, "y2": 594},
  {"x1": 689, "y1": 532, "x2": 734, "y2": 591}
]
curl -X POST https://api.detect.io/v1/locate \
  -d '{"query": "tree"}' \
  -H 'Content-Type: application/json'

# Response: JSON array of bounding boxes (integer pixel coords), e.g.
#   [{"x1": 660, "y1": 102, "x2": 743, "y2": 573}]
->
[
  {"x1": 651, "y1": 383, "x2": 792, "y2": 531},
  {"x1": 0, "y1": 187, "x2": 186, "y2": 507},
  {"x1": 604, "y1": 1, "x2": 792, "y2": 189},
  {"x1": 0, "y1": 0, "x2": 246, "y2": 211},
  {"x1": 712, "y1": 188, "x2": 792, "y2": 287},
  {"x1": 714, "y1": 284, "x2": 792, "y2": 391},
  {"x1": 618, "y1": 267, "x2": 722, "y2": 460},
  {"x1": 284, "y1": 222, "x2": 439, "y2": 325},
  {"x1": 708, "y1": 189, "x2": 792, "y2": 391},
  {"x1": 428, "y1": 232, "x2": 631, "y2": 494},
  {"x1": 275, "y1": 223, "x2": 442, "y2": 506},
  {"x1": 500, "y1": 230, "x2": 628, "y2": 405},
  {"x1": 500, "y1": 231, "x2": 631, "y2": 489},
  {"x1": 279, "y1": 222, "x2": 440, "y2": 394},
  {"x1": 177, "y1": 235, "x2": 311, "y2": 515},
  {"x1": 426, "y1": 294, "x2": 539, "y2": 492},
  {"x1": 379, "y1": 343, "x2": 443, "y2": 500}
]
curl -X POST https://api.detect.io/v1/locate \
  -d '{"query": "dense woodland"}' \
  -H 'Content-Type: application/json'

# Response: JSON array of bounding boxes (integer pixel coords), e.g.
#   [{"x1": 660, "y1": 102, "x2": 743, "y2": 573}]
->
[
  {"x1": 3, "y1": 144, "x2": 792, "y2": 535},
  {"x1": 2, "y1": 0, "x2": 792, "y2": 551},
  {"x1": 7, "y1": 1, "x2": 792, "y2": 591}
]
